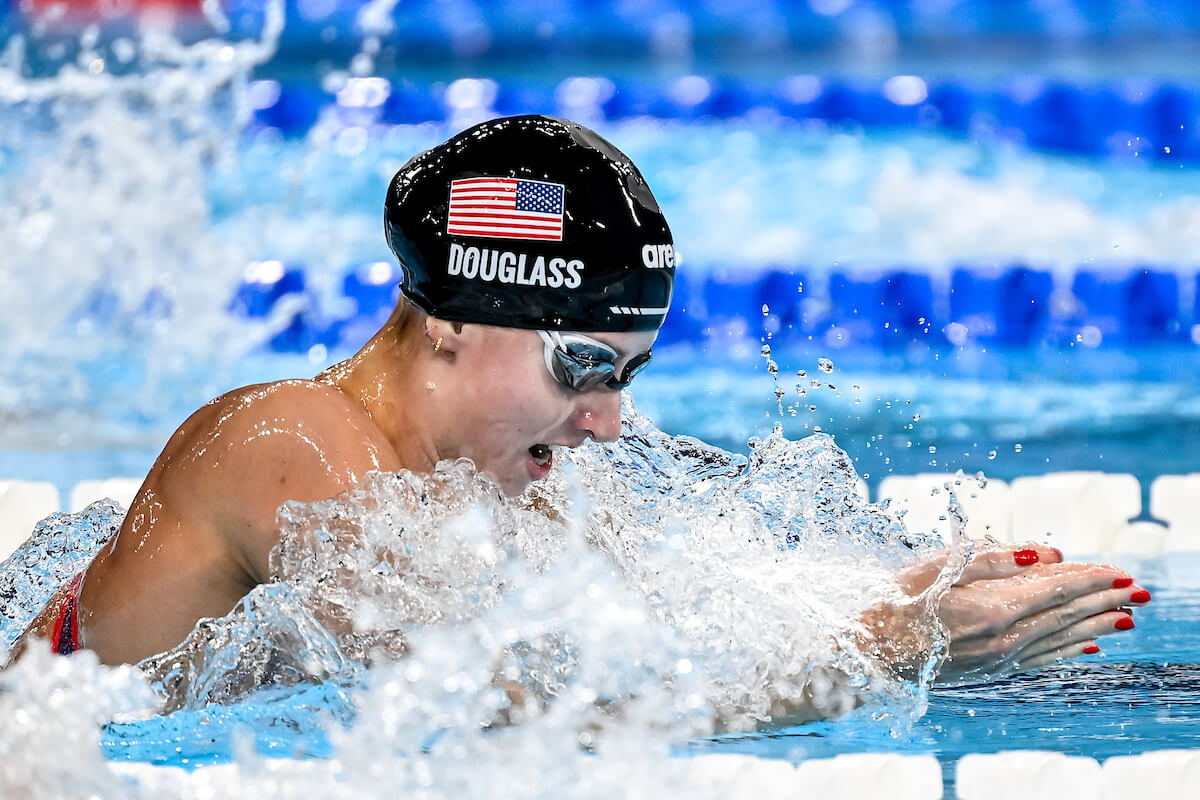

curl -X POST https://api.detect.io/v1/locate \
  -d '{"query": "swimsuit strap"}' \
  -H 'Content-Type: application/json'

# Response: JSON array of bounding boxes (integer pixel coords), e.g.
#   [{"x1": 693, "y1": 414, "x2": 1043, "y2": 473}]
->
[{"x1": 50, "y1": 572, "x2": 85, "y2": 656}]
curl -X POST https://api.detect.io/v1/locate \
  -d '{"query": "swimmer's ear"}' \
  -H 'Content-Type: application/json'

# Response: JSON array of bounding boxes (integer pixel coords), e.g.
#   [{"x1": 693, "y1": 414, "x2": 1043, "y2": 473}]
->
[{"x1": 426, "y1": 318, "x2": 466, "y2": 357}]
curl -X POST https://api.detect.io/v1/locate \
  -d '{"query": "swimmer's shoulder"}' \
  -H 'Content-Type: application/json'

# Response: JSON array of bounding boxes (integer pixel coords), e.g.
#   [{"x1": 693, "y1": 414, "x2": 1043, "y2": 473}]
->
[
  {"x1": 153, "y1": 378, "x2": 403, "y2": 583},
  {"x1": 156, "y1": 379, "x2": 402, "y2": 515},
  {"x1": 172, "y1": 378, "x2": 401, "y2": 469}
]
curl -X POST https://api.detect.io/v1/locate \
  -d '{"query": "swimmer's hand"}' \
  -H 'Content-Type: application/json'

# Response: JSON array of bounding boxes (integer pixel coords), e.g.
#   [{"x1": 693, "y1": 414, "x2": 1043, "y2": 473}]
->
[{"x1": 866, "y1": 544, "x2": 1149, "y2": 684}]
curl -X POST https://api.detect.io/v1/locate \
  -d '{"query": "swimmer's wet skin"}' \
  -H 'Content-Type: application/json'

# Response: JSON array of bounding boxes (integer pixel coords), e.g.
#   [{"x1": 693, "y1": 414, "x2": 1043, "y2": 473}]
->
[{"x1": 8, "y1": 115, "x2": 1149, "y2": 720}]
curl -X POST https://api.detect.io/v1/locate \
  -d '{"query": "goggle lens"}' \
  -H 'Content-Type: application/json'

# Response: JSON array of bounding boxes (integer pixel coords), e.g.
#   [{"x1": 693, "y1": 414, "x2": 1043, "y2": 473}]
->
[{"x1": 539, "y1": 331, "x2": 652, "y2": 392}]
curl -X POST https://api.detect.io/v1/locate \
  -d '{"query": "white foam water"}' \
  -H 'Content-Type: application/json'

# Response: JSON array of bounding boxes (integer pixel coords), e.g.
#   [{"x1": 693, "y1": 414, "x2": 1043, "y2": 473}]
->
[
  {"x1": 0, "y1": 3, "x2": 285, "y2": 446},
  {"x1": 0, "y1": 499, "x2": 124, "y2": 659}
]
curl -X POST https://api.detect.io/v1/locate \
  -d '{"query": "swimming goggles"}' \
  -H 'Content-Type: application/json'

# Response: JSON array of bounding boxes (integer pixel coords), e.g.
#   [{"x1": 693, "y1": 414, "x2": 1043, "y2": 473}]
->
[{"x1": 537, "y1": 330, "x2": 652, "y2": 392}]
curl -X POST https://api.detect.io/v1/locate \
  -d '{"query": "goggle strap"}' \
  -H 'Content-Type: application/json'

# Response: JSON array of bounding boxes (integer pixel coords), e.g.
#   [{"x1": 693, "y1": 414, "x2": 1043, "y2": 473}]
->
[{"x1": 538, "y1": 330, "x2": 567, "y2": 378}]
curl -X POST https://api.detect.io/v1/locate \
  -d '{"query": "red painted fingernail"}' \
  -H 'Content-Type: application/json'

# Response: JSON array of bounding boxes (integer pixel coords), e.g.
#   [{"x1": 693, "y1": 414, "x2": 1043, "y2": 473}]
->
[
  {"x1": 1014, "y1": 548, "x2": 1039, "y2": 566},
  {"x1": 1051, "y1": 547, "x2": 1064, "y2": 561},
  {"x1": 1112, "y1": 577, "x2": 1134, "y2": 589},
  {"x1": 1130, "y1": 589, "x2": 1152, "y2": 603},
  {"x1": 1083, "y1": 645, "x2": 1100, "y2": 655},
  {"x1": 1115, "y1": 616, "x2": 1135, "y2": 631}
]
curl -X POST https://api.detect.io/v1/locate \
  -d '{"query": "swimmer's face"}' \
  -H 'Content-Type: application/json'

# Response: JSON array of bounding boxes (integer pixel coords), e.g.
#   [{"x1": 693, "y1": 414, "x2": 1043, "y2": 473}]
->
[{"x1": 446, "y1": 326, "x2": 657, "y2": 496}]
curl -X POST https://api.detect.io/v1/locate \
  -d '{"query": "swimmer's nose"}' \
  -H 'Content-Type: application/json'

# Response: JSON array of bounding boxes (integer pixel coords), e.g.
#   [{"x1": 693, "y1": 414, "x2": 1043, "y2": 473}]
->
[{"x1": 575, "y1": 389, "x2": 622, "y2": 443}]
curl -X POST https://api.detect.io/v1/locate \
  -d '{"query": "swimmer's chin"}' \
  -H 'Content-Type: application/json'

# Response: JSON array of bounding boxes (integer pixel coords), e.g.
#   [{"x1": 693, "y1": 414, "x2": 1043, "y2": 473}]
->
[
  {"x1": 494, "y1": 476, "x2": 535, "y2": 498},
  {"x1": 474, "y1": 466, "x2": 534, "y2": 498},
  {"x1": 493, "y1": 462, "x2": 552, "y2": 499}
]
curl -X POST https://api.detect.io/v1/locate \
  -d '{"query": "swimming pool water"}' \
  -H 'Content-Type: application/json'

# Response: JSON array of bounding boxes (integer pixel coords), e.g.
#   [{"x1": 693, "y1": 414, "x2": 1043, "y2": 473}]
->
[
  {"x1": 82, "y1": 551, "x2": 1198, "y2": 789},
  {"x1": 3, "y1": 7, "x2": 1200, "y2": 796}
]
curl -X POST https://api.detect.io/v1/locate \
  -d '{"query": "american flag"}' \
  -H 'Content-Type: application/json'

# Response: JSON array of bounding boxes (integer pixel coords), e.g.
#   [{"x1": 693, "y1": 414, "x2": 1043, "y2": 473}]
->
[{"x1": 447, "y1": 177, "x2": 565, "y2": 241}]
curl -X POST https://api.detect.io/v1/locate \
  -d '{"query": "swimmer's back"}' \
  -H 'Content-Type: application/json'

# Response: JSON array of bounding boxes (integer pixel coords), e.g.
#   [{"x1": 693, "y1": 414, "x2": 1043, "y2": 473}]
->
[{"x1": 23, "y1": 378, "x2": 402, "y2": 665}]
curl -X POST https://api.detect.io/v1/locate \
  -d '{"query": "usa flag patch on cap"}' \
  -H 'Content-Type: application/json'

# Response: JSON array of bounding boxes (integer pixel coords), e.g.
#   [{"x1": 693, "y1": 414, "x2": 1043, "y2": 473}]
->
[{"x1": 447, "y1": 177, "x2": 565, "y2": 241}]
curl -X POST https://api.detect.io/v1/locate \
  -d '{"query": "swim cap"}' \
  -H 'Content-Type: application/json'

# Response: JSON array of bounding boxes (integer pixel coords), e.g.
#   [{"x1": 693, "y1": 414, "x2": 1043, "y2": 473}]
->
[{"x1": 385, "y1": 115, "x2": 674, "y2": 332}]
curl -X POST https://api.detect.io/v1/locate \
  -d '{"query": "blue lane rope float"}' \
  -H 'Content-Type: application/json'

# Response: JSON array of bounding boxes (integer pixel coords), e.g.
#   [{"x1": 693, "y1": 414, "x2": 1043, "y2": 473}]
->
[
  {"x1": 248, "y1": 75, "x2": 1200, "y2": 162},
  {"x1": 228, "y1": 262, "x2": 1200, "y2": 353},
  {"x1": 117, "y1": 0, "x2": 1200, "y2": 60}
]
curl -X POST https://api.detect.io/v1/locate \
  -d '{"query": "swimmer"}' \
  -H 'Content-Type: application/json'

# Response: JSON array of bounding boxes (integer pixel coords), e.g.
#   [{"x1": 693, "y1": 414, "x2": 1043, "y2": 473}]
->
[{"x1": 11, "y1": 116, "x2": 1149, "y2": 708}]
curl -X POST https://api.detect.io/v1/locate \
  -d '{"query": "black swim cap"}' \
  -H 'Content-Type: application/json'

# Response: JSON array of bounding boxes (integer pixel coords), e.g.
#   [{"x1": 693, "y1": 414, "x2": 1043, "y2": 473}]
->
[{"x1": 385, "y1": 115, "x2": 675, "y2": 332}]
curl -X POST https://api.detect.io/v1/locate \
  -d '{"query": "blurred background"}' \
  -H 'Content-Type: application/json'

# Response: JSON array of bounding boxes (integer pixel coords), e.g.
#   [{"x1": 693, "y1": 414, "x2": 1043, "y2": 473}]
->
[{"x1": 0, "y1": 0, "x2": 1198, "y2": 507}]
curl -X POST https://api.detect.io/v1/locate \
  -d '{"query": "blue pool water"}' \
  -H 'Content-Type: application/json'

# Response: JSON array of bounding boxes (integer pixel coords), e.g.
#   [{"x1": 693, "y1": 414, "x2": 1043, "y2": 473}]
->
[{"x1": 3, "y1": 2, "x2": 1200, "y2": 795}]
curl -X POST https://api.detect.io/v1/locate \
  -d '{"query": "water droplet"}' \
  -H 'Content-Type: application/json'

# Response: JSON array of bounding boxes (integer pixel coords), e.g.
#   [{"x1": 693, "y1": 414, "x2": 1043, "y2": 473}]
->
[
  {"x1": 1014, "y1": 443, "x2": 1023, "y2": 453},
  {"x1": 796, "y1": 369, "x2": 807, "y2": 378},
  {"x1": 761, "y1": 304, "x2": 770, "y2": 316},
  {"x1": 987, "y1": 450, "x2": 996, "y2": 460},
  {"x1": 817, "y1": 357, "x2": 834, "y2": 373},
  {"x1": 766, "y1": 359, "x2": 779, "y2": 376},
  {"x1": 928, "y1": 446, "x2": 937, "y2": 454},
  {"x1": 760, "y1": 344, "x2": 771, "y2": 357},
  {"x1": 912, "y1": 414, "x2": 920, "y2": 422}
]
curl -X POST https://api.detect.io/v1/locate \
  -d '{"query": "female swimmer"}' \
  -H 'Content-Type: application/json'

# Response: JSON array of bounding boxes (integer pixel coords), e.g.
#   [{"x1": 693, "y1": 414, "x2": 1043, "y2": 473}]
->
[{"x1": 13, "y1": 116, "x2": 1149, "y2": 701}]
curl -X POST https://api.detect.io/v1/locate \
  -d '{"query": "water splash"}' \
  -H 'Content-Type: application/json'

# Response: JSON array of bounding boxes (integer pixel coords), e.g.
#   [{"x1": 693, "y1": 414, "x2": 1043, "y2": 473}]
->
[
  {"x1": 544, "y1": 400, "x2": 951, "y2": 725},
  {"x1": 0, "y1": 403, "x2": 963, "y2": 794},
  {"x1": 139, "y1": 461, "x2": 568, "y2": 712},
  {"x1": 0, "y1": 4, "x2": 284, "y2": 445},
  {"x1": 0, "y1": 499, "x2": 124, "y2": 660},
  {"x1": 0, "y1": 645, "x2": 158, "y2": 796},
  {"x1": 132, "y1": 400, "x2": 949, "y2": 725}
]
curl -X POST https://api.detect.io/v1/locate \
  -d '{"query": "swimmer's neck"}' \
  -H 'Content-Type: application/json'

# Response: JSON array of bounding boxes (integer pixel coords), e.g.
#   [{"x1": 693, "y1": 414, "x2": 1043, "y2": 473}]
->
[{"x1": 317, "y1": 327, "x2": 448, "y2": 476}]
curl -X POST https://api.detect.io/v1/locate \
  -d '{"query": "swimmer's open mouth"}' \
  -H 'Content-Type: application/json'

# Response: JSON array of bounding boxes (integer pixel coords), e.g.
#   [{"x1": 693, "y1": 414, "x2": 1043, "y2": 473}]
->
[{"x1": 529, "y1": 444, "x2": 552, "y2": 466}]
